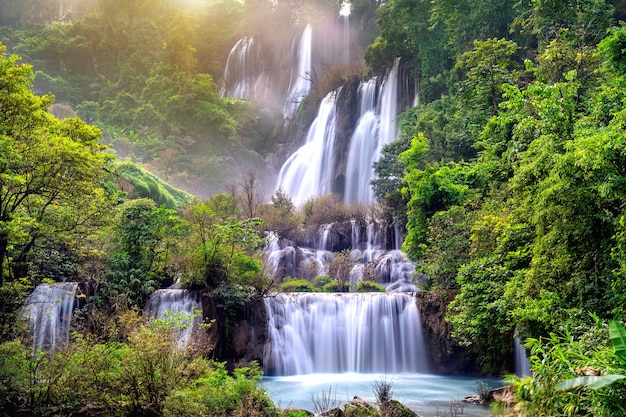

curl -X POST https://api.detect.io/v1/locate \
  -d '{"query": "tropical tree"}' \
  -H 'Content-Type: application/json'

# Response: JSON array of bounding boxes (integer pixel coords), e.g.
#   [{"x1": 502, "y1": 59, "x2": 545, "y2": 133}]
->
[{"x1": 0, "y1": 44, "x2": 111, "y2": 286}]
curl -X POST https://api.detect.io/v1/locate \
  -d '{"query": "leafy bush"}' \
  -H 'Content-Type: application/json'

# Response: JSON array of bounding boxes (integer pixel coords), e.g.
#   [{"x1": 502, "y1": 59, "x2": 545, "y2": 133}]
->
[
  {"x1": 511, "y1": 322, "x2": 626, "y2": 416},
  {"x1": 312, "y1": 274, "x2": 333, "y2": 290},
  {"x1": 321, "y1": 280, "x2": 341, "y2": 292},
  {"x1": 280, "y1": 279, "x2": 315, "y2": 292},
  {"x1": 162, "y1": 362, "x2": 277, "y2": 417},
  {"x1": 356, "y1": 281, "x2": 386, "y2": 293}
]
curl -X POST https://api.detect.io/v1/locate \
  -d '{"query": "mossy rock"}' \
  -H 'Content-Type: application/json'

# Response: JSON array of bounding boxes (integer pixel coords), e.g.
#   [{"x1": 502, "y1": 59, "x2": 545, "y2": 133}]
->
[
  {"x1": 387, "y1": 400, "x2": 419, "y2": 417},
  {"x1": 344, "y1": 397, "x2": 378, "y2": 417},
  {"x1": 281, "y1": 409, "x2": 314, "y2": 417},
  {"x1": 323, "y1": 407, "x2": 345, "y2": 417}
]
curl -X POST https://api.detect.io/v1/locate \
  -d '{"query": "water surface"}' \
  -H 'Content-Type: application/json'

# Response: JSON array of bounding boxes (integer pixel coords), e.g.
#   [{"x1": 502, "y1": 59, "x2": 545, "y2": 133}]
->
[{"x1": 262, "y1": 372, "x2": 503, "y2": 416}]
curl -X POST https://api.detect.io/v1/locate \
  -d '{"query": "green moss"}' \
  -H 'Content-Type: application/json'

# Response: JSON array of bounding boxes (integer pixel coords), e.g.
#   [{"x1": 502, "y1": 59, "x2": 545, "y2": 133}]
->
[{"x1": 113, "y1": 161, "x2": 192, "y2": 209}]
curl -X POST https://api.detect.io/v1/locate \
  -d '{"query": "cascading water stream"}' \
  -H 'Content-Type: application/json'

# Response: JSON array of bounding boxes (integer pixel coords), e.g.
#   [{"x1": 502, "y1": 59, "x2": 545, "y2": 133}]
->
[
  {"x1": 22, "y1": 282, "x2": 78, "y2": 352},
  {"x1": 264, "y1": 292, "x2": 428, "y2": 376},
  {"x1": 284, "y1": 24, "x2": 313, "y2": 118},
  {"x1": 344, "y1": 79, "x2": 378, "y2": 204},
  {"x1": 377, "y1": 58, "x2": 400, "y2": 150},
  {"x1": 220, "y1": 36, "x2": 259, "y2": 100},
  {"x1": 276, "y1": 89, "x2": 340, "y2": 206},
  {"x1": 514, "y1": 338, "x2": 531, "y2": 377},
  {"x1": 344, "y1": 58, "x2": 400, "y2": 205},
  {"x1": 145, "y1": 289, "x2": 203, "y2": 347}
]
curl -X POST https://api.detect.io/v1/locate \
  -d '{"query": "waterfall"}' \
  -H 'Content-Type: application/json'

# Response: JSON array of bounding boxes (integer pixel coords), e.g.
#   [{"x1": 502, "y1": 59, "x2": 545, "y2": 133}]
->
[
  {"x1": 344, "y1": 58, "x2": 401, "y2": 205},
  {"x1": 276, "y1": 89, "x2": 339, "y2": 206},
  {"x1": 344, "y1": 79, "x2": 378, "y2": 204},
  {"x1": 23, "y1": 282, "x2": 77, "y2": 352},
  {"x1": 318, "y1": 224, "x2": 332, "y2": 251},
  {"x1": 220, "y1": 36, "x2": 259, "y2": 100},
  {"x1": 514, "y1": 338, "x2": 531, "y2": 377},
  {"x1": 145, "y1": 289, "x2": 203, "y2": 347},
  {"x1": 340, "y1": 1, "x2": 351, "y2": 64},
  {"x1": 263, "y1": 292, "x2": 428, "y2": 376},
  {"x1": 378, "y1": 58, "x2": 400, "y2": 150},
  {"x1": 284, "y1": 24, "x2": 313, "y2": 118}
]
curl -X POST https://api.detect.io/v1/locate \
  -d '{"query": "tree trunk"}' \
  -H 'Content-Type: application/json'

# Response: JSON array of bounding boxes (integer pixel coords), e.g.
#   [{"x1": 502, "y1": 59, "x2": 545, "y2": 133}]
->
[{"x1": 0, "y1": 233, "x2": 7, "y2": 287}]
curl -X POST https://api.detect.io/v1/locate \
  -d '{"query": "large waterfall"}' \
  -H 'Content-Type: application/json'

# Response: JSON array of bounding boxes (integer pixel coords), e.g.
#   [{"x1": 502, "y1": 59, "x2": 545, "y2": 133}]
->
[
  {"x1": 275, "y1": 89, "x2": 340, "y2": 206},
  {"x1": 275, "y1": 58, "x2": 401, "y2": 206},
  {"x1": 22, "y1": 282, "x2": 78, "y2": 352},
  {"x1": 264, "y1": 292, "x2": 428, "y2": 376}
]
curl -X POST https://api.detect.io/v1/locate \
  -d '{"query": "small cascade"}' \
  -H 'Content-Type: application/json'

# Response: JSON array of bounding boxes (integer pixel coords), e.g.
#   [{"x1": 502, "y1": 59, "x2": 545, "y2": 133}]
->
[
  {"x1": 514, "y1": 338, "x2": 532, "y2": 377},
  {"x1": 263, "y1": 292, "x2": 429, "y2": 375},
  {"x1": 318, "y1": 224, "x2": 332, "y2": 251},
  {"x1": 284, "y1": 24, "x2": 313, "y2": 118},
  {"x1": 349, "y1": 219, "x2": 358, "y2": 250},
  {"x1": 145, "y1": 289, "x2": 203, "y2": 347},
  {"x1": 23, "y1": 282, "x2": 78, "y2": 352},
  {"x1": 374, "y1": 250, "x2": 418, "y2": 292},
  {"x1": 263, "y1": 218, "x2": 420, "y2": 290},
  {"x1": 275, "y1": 89, "x2": 340, "y2": 206}
]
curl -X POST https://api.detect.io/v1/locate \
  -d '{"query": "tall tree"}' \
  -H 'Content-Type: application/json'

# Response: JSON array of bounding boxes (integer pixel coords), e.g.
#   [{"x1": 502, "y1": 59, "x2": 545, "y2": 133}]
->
[{"x1": 0, "y1": 44, "x2": 110, "y2": 285}]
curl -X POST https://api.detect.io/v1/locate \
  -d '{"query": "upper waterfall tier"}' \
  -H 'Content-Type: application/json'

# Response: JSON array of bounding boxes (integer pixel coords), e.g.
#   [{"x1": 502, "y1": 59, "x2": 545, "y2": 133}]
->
[
  {"x1": 221, "y1": 22, "x2": 344, "y2": 118},
  {"x1": 275, "y1": 89, "x2": 340, "y2": 206},
  {"x1": 22, "y1": 282, "x2": 78, "y2": 352},
  {"x1": 263, "y1": 292, "x2": 429, "y2": 376},
  {"x1": 275, "y1": 59, "x2": 403, "y2": 206}
]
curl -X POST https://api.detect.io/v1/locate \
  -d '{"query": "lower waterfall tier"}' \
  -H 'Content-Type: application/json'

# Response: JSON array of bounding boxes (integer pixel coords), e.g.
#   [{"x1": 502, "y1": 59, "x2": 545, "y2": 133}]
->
[{"x1": 263, "y1": 292, "x2": 428, "y2": 376}]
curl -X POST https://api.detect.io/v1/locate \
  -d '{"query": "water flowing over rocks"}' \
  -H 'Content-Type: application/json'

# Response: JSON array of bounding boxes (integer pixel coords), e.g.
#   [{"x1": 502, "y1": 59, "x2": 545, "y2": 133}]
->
[
  {"x1": 22, "y1": 282, "x2": 78, "y2": 352},
  {"x1": 263, "y1": 292, "x2": 428, "y2": 375},
  {"x1": 145, "y1": 288, "x2": 203, "y2": 347}
]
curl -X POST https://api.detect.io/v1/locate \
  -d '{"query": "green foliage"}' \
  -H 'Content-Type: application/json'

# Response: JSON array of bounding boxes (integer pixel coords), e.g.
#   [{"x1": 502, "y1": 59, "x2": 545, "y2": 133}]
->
[
  {"x1": 103, "y1": 199, "x2": 185, "y2": 308},
  {"x1": 355, "y1": 280, "x2": 386, "y2": 293},
  {"x1": 557, "y1": 321, "x2": 626, "y2": 390},
  {"x1": 279, "y1": 279, "x2": 315, "y2": 293},
  {"x1": 0, "y1": 43, "x2": 112, "y2": 285},
  {"x1": 312, "y1": 274, "x2": 333, "y2": 290},
  {"x1": 0, "y1": 312, "x2": 277, "y2": 416},
  {"x1": 0, "y1": 278, "x2": 31, "y2": 340},
  {"x1": 280, "y1": 410, "x2": 313, "y2": 417},
  {"x1": 511, "y1": 323, "x2": 626, "y2": 416},
  {"x1": 113, "y1": 161, "x2": 192, "y2": 209},
  {"x1": 162, "y1": 362, "x2": 277, "y2": 417},
  {"x1": 181, "y1": 197, "x2": 266, "y2": 293}
]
